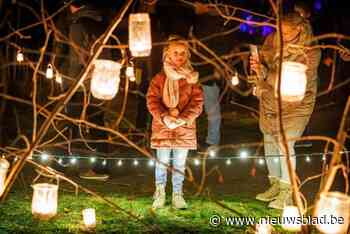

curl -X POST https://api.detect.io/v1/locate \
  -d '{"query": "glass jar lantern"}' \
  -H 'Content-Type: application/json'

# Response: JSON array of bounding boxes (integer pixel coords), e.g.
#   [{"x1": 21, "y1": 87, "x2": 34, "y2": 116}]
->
[
  {"x1": 90, "y1": 59, "x2": 121, "y2": 100},
  {"x1": 280, "y1": 61, "x2": 307, "y2": 102},
  {"x1": 128, "y1": 13, "x2": 152, "y2": 57},
  {"x1": 314, "y1": 192, "x2": 350, "y2": 234},
  {"x1": 32, "y1": 183, "x2": 58, "y2": 220}
]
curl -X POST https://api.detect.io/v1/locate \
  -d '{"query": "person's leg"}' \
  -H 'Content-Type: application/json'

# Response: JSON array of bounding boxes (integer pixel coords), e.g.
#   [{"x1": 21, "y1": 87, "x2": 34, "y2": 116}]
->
[
  {"x1": 268, "y1": 128, "x2": 304, "y2": 209},
  {"x1": 256, "y1": 134, "x2": 281, "y2": 201},
  {"x1": 155, "y1": 149, "x2": 171, "y2": 186},
  {"x1": 153, "y1": 148, "x2": 171, "y2": 209},
  {"x1": 172, "y1": 148, "x2": 189, "y2": 209},
  {"x1": 203, "y1": 84, "x2": 221, "y2": 145}
]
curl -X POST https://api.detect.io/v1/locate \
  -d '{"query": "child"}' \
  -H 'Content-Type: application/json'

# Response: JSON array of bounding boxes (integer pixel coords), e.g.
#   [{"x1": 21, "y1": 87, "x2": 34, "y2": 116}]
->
[{"x1": 146, "y1": 35, "x2": 203, "y2": 209}]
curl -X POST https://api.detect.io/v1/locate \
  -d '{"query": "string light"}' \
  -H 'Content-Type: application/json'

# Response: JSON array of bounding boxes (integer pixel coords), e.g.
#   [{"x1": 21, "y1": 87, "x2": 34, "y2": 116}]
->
[
  {"x1": 273, "y1": 157, "x2": 279, "y2": 163},
  {"x1": 58, "y1": 158, "x2": 63, "y2": 164},
  {"x1": 90, "y1": 157, "x2": 96, "y2": 163},
  {"x1": 322, "y1": 155, "x2": 326, "y2": 161},
  {"x1": 70, "y1": 157, "x2": 77, "y2": 165},
  {"x1": 194, "y1": 158, "x2": 200, "y2": 166},
  {"x1": 226, "y1": 159, "x2": 232, "y2": 165},
  {"x1": 102, "y1": 160, "x2": 107, "y2": 166},
  {"x1": 117, "y1": 160, "x2": 123, "y2": 167},
  {"x1": 240, "y1": 150, "x2": 248, "y2": 159},
  {"x1": 305, "y1": 156, "x2": 311, "y2": 163},
  {"x1": 208, "y1": 149, "x2": 216, "y2": 158},
  {"x1": 41, "y1": 153, "x2": 49, "y2": 161},
  {"x1": 46, "y1": 64, "x2": 54, "y2": 79},
  {"x1": 258, "y1": 158, "x2": 265, "y2": 165},
  {"x1": 148, "y1": 160, "x2": 155, "y2": 167},
  {"x1": 133, "y1": 159, "x2": 139, "y2": 166},
  {"x1": 16, "y1": 50, "x2": 24, "y2": 62}
]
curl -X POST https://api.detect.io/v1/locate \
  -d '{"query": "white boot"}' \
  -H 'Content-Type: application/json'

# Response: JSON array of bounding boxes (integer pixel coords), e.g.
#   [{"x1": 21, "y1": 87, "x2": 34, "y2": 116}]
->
[
  {"x1": 172, "y1": 192, "x2": 188, "y2": 209},
  {"x1": 152, "y1": 184, "x2": 165, "y2": 209},
  {"x1": 256, "y1": 177, "x2": 280, "y2": 202}
]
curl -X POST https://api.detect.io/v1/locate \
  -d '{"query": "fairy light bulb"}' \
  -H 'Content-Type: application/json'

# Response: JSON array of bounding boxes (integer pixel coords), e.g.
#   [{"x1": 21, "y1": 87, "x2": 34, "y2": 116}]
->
[
  {"x1": 17, "y1": 50, "x2": 24, "y2": 62},
  {"x1": 133, "y1": 159, "x2": 139, "y2": 166},
  {"x1": 258, "y1": 158, "x2": 265, "y2": 165},
  {"x1": 240, "y1": 150, "x2": 248, "y2": 159},
  {"x1": 208, "y1": 148, "x2": 216, "y2": 158},
  {"x1": 226, "y1": 159, "x2": 232, "y2": 165},
  {"x1": 148, "y1": 160, "x2": 155, "y2": 167},
  {"x1": 231, "y1": 72, "x2": 239, "y2": 86},
  {"x1": 102, "y1": 159, "x2": 107, "y2": 166},
  {"x1": 117, "y1": 160, "x2": 123, "y2": 167},
  {"x1": 41, "y1": 153, "x2": 49, "y2": 161},
  {"x1": 46, "y1": 64, "x2": 54, "y2": 79},
  {"x1": 90, "y1": 157, "x2": 96, "y2": 163},
  {"x1": 70, "y1": 157, "x2": 77, "y2": 165},
  {"x1": 273, "y1": 157, "x2": 279, "y2": 163},
  {"x1": 305, "y1": 156, "x2": 311, "y2": 163},
  {"x1": 194, "y1": 159, "x2": 200, "y2": 166},
  {"x1": 58, "y1": 158, "x2": 63, "y2": 164}
]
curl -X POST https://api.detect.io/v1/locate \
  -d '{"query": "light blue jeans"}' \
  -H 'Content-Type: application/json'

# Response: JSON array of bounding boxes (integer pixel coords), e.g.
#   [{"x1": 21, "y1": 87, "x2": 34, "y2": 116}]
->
[
  {"x1": 264, "y1": 128, "x2": 304, "y2": 183},
  {"x1": 203, "y1": 84, "x2": 221, "y2": 145},
  {"x1": 155, "y1": 149, "x2": 189, "y2": 193}
]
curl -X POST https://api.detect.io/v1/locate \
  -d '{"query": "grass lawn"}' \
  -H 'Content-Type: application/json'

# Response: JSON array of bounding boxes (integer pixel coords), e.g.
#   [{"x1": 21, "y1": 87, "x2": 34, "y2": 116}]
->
[{"x1": 0, "y1": 188, "x2": 297, "y2": 234}]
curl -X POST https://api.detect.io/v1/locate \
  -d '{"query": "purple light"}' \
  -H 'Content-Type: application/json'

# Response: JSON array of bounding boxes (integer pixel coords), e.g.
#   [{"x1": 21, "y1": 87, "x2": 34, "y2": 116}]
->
[
  {"x1": 314, "y1": 0, "x2": 322, "y2": 11},
  {"x1": 240, "y1": 23, "x2": 248, "y2": 32},
  {"x1": 261, "y1": 26, "x2": 274, "y2": 37}
]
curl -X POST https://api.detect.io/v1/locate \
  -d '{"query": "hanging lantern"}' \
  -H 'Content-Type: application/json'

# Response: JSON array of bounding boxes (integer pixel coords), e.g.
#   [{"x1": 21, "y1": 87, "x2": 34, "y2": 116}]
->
[
  {"x1": 90, "y1": 59, "x2": 121, "y2": 100},
  {"x1": 82, "y1": 208, "x2": 96, "y2": 229},
  {"x1": 16, "y1": 50, "x2": 24, "y2": 62},
  {"x1": 314, "y1": 192, "x2": 350, "y2": 234},
  {"x1": 280, "y1": 61, "x2": 307, "y2": 102},
  {"x1": 55, "y1": 72, "x2": 62, "y2": 84},
  {"x1": 32, "y1": 183, "x2": 58, "y2": 220},
  {"x1": 0, "y1": 158, "x2": 10, "y2": 197},
  {"x1": 128, "y1": 13, "x2": 152, "y2": 57},
  {"x1": 231, "y1": 73, "x2": 239, "y2": 86},
  {"x1": 281, "y1": 206, "x2": 302, "y2": 232},
  {"x1": 46, "y1": 64, "x2": 54, "y2": 79},
  {"x1": 126, "y1": 65, "x2": 136, "y2": 82}
]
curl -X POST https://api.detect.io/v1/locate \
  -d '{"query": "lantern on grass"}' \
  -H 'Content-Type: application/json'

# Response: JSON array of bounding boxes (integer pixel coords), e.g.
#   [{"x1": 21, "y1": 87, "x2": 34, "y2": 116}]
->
[
  {"x1": 314, "y1": 192, "x2": 350, "y2": 234},
  {"x1": 280, "y1": 61, "x2": 307, "y2": 102},
  {"x1": 90, "y1": 59, "x2": 121, "y2": 100},
  {"x1": 281, "y1": 206, "x2": 302, "y2": 232},
  {"x1": 32, "y1": 183, "x2": 58, "y2": 220},
  {"x1": 128, "y1": 13, "x2": 152, "y2": 57},
  {"x1": 0, "y1": 158, "x2": 10, "y2": 196},
  {"x1": 82, "y1": 208, "x2": 96, "y2": 229}
]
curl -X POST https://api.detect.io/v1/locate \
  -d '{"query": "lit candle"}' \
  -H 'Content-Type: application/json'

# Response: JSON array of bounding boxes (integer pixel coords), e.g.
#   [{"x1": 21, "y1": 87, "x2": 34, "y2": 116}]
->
[
  {"x1": 82, "y1": 208, "x2": 96, "y2": 229},
  {"x1": 281, "y1": 206, "x2": 302, "y2": 232},
  {"x1": 314, "y1": 192, "x2": 350, "y2": 234},
  {"x1": 32, "y1": 183, "x2": 58, "y2": 220}
]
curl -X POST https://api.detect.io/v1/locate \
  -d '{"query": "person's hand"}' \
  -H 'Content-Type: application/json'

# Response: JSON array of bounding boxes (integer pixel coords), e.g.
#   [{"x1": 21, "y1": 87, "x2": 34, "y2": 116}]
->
[{"x1": 163, "y1": 116, "x2": 178, "y2": 129}]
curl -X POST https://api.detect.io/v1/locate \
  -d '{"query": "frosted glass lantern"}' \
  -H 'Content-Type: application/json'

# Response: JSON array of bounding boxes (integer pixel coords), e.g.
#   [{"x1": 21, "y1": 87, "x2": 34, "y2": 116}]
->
[
  {"x1": 281, "y1": 206, "x2": 302, "y2": 232},
  {"x1": 314, "y1": 192, "x2": 350, "y2": 234},
  {"x1": 32, "y1": 183, "x2": 58, "y2": 220},
  {"x1": 90, "y1": 59, "x2": 121, "y2": 100},
  {"x1": 82, "y1": 208, "x2": 96, "y2": 229},
  {"x1": 0, "y1": 158, "x2": 10, "y2": 197},
  {"x1": 16, "y1": 50, "x2": 24, "y2": 62},
  {"x1": 280, "y1": 61, "x2": 307, "y2": 102},
  {"x1": 129, "y1": 13, "x2": 152, "y2": 57},
  {"x1": 46, "y1": 64, "x2": 54, "y2": 79}
]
